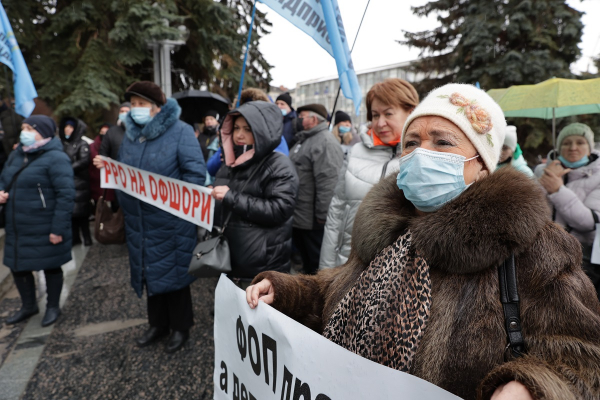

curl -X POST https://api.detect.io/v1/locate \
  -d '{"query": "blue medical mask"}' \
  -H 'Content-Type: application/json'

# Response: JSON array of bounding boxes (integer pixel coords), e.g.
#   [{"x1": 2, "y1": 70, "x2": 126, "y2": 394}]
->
[
  {"x1": 118, "y1": 112, "x2": 128, "y2": 123},
  {"x1": 20, "y1": 130, "x2": 37, "y2": 147},
  {"x1": 130, "y1": 107, "x2": 152, "y2": 125},
  {"x1": 339, "y1": 126, "x2": 351, "y2": 134},
  {"x1": 558, "y1": 155, "x2": 589, "y2": 169},
  {"x1": 396, "y1": 148, "x2": 479, "y2": 212},
  {"x1": 281, "y1": 109, "x2": 288, "y2": 117}
]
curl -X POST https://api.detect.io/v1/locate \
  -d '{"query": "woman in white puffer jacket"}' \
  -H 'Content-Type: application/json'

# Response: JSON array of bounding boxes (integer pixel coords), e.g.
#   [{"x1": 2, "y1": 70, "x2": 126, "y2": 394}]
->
[
  {"x1": 535, "y1": 122, "x2": 600, "y2": 298},
  {"x1": 319, "y1": 79, "x2": 419, "y2": 269}
]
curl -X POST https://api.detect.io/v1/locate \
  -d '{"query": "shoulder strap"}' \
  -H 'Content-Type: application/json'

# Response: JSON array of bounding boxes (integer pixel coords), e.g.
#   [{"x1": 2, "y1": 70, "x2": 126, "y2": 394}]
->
[
  {"x1": 221, "y1": 156, "x2": 269, "y2": 232},
  {"x1": 498, "y1": 253, "x2": 526, "y2": 358},
  {"x1": 4, "y1": 151, "x2": 45, "y2": 193}
]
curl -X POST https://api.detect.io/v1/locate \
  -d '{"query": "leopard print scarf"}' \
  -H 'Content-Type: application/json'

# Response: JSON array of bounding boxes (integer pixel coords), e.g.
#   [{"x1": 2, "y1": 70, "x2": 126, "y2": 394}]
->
[{"x1": 323, "y1": 230, "x2": 431, "y2": 372}]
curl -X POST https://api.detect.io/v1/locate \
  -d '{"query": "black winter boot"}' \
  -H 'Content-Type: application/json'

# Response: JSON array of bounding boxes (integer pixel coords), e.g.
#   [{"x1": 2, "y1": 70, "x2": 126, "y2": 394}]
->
[
  {"x1": 41, "y1": 270, "x2": 63, "y2": 327},
  {"x1": 72, "y1": 219, "x2": 82, "y2": 246},
  {"x1": 81, "y1": 217, "x2": 93, "y2": 246},
  {"x1": 6, "y1": 273, "x2": 39, "y2": 324}
]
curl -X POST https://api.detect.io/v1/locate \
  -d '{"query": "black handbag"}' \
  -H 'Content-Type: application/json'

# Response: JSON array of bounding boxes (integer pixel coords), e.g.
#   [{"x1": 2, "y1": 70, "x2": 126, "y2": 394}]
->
[
  {"x1": 188, "y1": 157, "x2": 268, "y2": 278},
  {"x1": 0, "y1": 153, "x2": 44, "y2": 228}
]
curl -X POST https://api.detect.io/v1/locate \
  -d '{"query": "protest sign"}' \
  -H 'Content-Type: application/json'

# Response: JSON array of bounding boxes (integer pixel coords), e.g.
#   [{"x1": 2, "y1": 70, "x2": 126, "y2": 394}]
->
[
  {"x1": 214, "y1": 276, "x2": 461, "y2": 400},
  {"x1": 100, "y1": 156, "x2": 214, "y2": 231}
]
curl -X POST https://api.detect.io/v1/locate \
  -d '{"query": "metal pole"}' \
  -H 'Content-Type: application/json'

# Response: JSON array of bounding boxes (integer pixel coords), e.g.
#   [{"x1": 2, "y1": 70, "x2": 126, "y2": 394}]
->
[
  {"x1": 152, "y1": 44, "x2": 161, "y2": 86},
  {"x1": 330, "y1": 0, "x2": 371, "y2": 120},
  {"x1": 235, "y1": 0, "x2": 258, "y2": 108},
  {"x1": 163, "y1": 43, "x2": 173, "y2": 98},
  {"x1": 552, "y1": 108, "x2": 556, "y2": 150}
]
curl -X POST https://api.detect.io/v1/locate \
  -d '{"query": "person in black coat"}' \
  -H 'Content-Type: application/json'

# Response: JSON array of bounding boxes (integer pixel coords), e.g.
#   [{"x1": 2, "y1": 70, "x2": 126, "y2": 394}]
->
[
  {"x1": 275, "y1": 92, "x2": 298, "y2": 147},
  {"x1": 212, "y1": 101, "x2": 299, "y2": 285},
  {"x1": 197, "y1": 109, "x2": 220, "y2": 162},
  {"x1": 60, "y1": 117, "x2": 92, "y2": 246},
  {"x1": 0, "y1": 115, "x2": 75, "y2": 327},
  {"x1": 100, "y1": 102, "x2": 130, "y2": 161}
]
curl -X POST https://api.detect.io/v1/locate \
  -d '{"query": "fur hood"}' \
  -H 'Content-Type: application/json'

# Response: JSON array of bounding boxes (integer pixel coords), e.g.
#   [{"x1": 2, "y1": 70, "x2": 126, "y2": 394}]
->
[
  {"x1": 124, "y1": 98, "x2": 181, "y2": 142},
  {"x1": 352, "y1": 167, "x2": 550, "y2": 274}
]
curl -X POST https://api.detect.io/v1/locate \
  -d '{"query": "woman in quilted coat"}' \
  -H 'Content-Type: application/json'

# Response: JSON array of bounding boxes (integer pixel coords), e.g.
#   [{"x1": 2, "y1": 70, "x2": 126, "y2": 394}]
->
[
  {"x1": 212, "y1": 101, "x2": 298, "y2": 285},
  {"x1": 0, "y1": 115, "x2": 74, "y2": 327},
  {"x1": 535, "y1": 122, "x2": 600, "y2": 299},
  {"x1": 108, "y1": 81, "x2": 206, "y2": 354},
  {"x1": 248, "y1": 84, "x2": 600, "y2": 400},
  {"x1": 320, "y1": 78, "x2": 418, "y2": 269}
]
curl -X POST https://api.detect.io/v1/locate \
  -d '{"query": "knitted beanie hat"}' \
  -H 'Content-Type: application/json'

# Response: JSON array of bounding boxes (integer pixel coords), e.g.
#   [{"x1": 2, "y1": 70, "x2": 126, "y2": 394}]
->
[
  {"x1": 402, "y1": 83, "x2": 507, "y2": 172},
  {"x1": 557, "y1": 122, "x2": 594, "y2": 150},
  {"x1": 276, "y1": 92, "x2": 293, "y2": 108},
  {"x1": 504, "y1": 125, "x2": 518, "y2": 152},
  {"x1": 23, "y1": 115, "x2": 57, "y2": 139}
]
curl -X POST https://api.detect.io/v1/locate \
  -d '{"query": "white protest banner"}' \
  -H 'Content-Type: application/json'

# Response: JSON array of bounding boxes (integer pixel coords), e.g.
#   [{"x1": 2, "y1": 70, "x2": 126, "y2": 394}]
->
[
  {"x1": 100, "y1": 156, "x2": 214, "y2": 231},
  {"x1": 214, "y1": 276, "x2": 461, "y2": 400}
]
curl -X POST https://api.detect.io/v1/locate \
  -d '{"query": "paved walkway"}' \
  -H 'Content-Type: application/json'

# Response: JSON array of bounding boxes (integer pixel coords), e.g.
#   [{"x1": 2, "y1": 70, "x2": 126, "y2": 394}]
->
[{"x1": 0, "y1": 243, "x2": 218, "y2": 400}]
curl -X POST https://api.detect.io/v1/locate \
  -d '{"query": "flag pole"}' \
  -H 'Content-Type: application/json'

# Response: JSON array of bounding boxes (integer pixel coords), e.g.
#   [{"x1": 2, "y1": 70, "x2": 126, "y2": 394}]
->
[
  {"x1": 235, "y1": 0, "x2": 258, "y2": 108},
  {"x1": 330, "y1": 0, "x2": 371, "y2": 122}
]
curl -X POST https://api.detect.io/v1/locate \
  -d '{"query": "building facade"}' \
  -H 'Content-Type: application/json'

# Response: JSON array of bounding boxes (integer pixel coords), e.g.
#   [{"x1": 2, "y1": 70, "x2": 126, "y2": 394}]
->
[{"x1": 294, "y1": 61, "x2": 425, "y2": 126}]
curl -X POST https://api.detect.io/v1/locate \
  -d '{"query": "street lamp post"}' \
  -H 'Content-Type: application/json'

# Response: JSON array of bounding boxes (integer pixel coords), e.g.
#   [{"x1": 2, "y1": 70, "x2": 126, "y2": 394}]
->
[{"x1": 147, "y1": 25, "x2": 188, "y2": 98}]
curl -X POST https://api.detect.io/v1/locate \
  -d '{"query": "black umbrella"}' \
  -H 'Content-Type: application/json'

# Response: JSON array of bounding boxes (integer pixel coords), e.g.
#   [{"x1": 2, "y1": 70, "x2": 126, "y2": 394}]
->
[{"x1": 172, "y1": 90, "x2": 231, "y2": 126}]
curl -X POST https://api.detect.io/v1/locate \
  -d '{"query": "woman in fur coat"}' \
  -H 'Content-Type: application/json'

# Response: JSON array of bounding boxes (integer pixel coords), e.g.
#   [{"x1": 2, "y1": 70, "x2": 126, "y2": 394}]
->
[{"x1": 247, "y1": 84, "x2": 600, "y2": 400}]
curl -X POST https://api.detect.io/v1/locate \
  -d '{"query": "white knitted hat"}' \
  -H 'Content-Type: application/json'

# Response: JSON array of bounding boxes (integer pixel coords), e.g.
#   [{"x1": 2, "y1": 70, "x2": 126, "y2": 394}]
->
[
  {"x1": 504, "y1": 126, "x2": 518, "y2": 151},
  {"x1": 402, "y1": 84, "x2": 507, "y2": 171}
]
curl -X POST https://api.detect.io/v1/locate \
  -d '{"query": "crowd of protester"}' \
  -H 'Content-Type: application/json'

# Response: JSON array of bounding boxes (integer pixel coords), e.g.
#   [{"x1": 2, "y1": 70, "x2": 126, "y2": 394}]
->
[{"x1": 1, "y1": 77, "x2": 599, "y2": 398}]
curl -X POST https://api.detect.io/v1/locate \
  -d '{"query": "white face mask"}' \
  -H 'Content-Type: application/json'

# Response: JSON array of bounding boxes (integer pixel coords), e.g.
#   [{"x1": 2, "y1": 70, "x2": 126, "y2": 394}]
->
[{"x1": 396, "y1": 148, "x2": 479, "y2": 212}]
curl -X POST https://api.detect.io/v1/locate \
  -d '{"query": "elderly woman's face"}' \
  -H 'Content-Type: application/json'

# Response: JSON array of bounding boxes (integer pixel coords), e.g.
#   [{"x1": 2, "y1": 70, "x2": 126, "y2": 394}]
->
[
  {"x1": 402, "y1": 116, "x2": 488, "y2": 185},
  {"x1": 560, "y1": 136, "x2": 590, "y2": 163},
  {"x1": 21, "y1": 123, "x2": 43, "y2": 141},
  {"x1": 370, "y1": 98, "x2": 411, "y2": 144}
]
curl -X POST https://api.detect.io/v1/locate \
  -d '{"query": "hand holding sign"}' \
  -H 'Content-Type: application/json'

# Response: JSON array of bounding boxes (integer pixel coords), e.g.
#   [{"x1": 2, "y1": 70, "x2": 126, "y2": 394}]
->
[{"x1": 246, "y1": 279, "x2": 274, "y2": 309}]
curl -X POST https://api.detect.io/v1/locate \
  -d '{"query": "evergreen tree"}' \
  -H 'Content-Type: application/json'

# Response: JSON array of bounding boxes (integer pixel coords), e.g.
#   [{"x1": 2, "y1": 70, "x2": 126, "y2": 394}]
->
[
  {"x1": 403, "y1": 0, "x2": 584, "y2": 94},
  {"x1": 3, "y1": 0, "x2": 272, "y2": 124},
  {"x1": 402, "y1": 0, "x2": 584, "y2": 158}
]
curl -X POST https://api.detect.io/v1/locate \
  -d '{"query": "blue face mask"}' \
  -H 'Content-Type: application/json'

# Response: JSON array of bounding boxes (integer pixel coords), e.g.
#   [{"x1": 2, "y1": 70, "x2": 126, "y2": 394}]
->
[
  {"x1": 558, "y1": 155, "x2": 589, "y2": 169},
  {"x1": 118, "y1": 112, "x2": 128, "y2": 123},
  {"x1": 130, "y1": 107, "x2": 152, "y2": 125},
  {"x1": 396, "y1": 148, "x2": 479, "y2": 212},
  {"x1": 281, "y1": 109, "x2": 288, "y2": 117},
  {"x1": 339, "y1": 126, "x2": 351, "y2": 134},
  {"x1": 20, "y1": 131, "x2": 37, "y2": 147}
]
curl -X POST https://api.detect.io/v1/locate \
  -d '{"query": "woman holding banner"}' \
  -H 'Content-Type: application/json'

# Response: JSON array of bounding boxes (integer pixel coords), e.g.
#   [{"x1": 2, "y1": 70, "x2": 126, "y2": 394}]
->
[
  {"x1": 247, "y1": 84, "x2": 600, "y2": 400},
  {"x1": 212, "y1": 101, "x2": 298, "y2": 287},
  {"x1": 107, "y1": 81, "x2": 206, "y2": 354}
]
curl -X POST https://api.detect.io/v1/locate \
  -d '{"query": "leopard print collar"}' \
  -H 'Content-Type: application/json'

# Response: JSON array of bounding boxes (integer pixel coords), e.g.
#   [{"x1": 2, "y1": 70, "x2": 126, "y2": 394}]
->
[{"x1": 323, "y1": 230, "x2": 431, "y2": 372}]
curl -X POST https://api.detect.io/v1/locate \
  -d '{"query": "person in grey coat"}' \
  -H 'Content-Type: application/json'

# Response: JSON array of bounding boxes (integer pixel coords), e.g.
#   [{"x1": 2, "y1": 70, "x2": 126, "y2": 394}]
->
[
  {"x1": 290, "y1": 103, "x2": 343, "y2": 274},
  {"x1": 535, "y1": 122, "x2": 600, "y2": 298}
]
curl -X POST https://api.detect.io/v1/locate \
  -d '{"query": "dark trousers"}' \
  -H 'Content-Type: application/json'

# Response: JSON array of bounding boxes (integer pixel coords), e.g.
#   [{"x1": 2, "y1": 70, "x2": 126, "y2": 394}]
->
[
  {"x1": 147, "y1": 285, "x2": 194, "y2": 331},
  {"x1": 13, "y1": 267, "x2": 62, "y2": 278},
  {"x1": 72, "y1": 216, "x2": 91, "y2": 242},
  {"x1": 292, "y1": 227, "x2": 325, "y2": 275}
]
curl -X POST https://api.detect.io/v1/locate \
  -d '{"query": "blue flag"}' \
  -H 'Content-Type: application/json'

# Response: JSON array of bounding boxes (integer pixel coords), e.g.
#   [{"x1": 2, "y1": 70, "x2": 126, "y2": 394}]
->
[
  {"x1": 0, "y1": 4, "x2": 37, "y2": 117},
  {"x1": 258, "y1": 0, "x2": 362, "y2": 115}
]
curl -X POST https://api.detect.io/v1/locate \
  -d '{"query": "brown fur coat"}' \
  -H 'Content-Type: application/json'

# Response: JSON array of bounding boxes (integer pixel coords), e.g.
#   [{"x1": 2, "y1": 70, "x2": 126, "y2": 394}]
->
[{"x1": 253, "y1": 168, "x2": 600, "y2": 400}]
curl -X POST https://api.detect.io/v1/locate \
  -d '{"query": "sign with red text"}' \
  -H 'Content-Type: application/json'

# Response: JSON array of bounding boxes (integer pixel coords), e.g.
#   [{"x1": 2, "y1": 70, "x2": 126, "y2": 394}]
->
[
  {"x1": 214, "y1": 276, "x2": 462, "y2": 400},
  {"x1": 100, "y1": 157, "x2": 214, "y2": 231}
]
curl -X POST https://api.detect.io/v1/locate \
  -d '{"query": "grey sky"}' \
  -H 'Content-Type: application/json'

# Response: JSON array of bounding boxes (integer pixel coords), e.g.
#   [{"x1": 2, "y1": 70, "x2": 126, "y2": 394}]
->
[{"x1": 257, "y1": 0, "x2": 600, "y2": 90}]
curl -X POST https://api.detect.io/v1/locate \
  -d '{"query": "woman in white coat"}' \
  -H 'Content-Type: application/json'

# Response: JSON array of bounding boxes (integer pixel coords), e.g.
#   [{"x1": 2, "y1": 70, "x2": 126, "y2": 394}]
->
[
  {"x1": 319, "y1": 79, "x2": 419, "y2": 269},
  {"x1": 535, "y1": 122, "x2": 600, "y2": 298}
]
